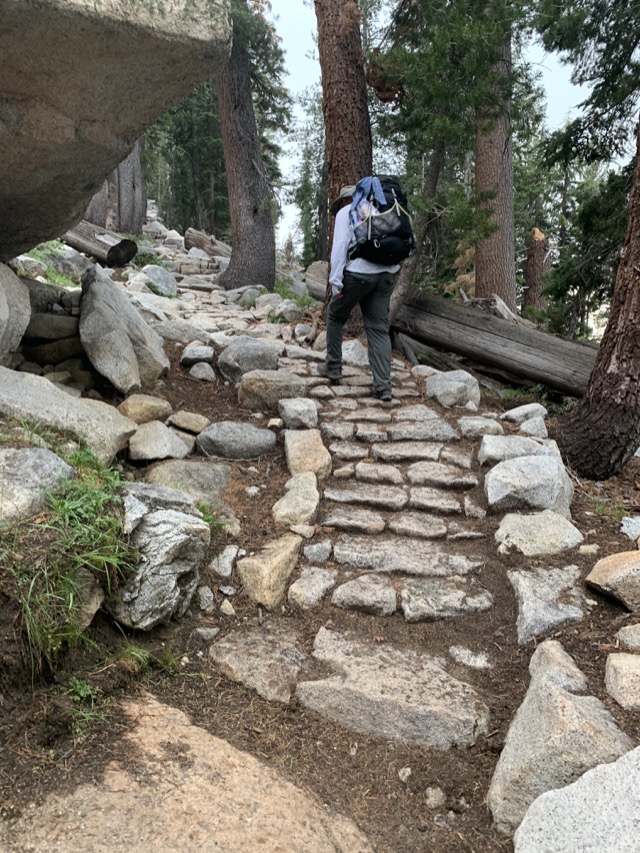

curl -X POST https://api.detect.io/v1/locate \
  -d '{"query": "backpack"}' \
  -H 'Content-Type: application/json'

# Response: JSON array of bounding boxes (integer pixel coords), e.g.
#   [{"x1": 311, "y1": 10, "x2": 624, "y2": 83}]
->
[{"x1": 348, "y1": 176, "x2": 416, "y2": 265}]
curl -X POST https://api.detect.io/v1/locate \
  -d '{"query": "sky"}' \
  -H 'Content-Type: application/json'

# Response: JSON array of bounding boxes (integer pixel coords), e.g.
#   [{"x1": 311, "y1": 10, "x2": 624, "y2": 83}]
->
[{"x1": 269, "y1": 1, "x2": 591, "y2": 245}]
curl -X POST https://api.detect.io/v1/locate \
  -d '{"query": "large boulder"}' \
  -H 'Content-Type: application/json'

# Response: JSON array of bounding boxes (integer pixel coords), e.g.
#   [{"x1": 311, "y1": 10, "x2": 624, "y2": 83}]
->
[
  {"x1": 484, "y1": 455, "x2": 574, "y2": 518},
  {"x1": 487, "y1": 640, "x2": 633, "y2": 834},
  {"x1": 105, "y1": 484, "x2": 211, "y2": 631},
  {"x1": 514, "y1": 746, "x2": 640, "y2": 853},
  {"x1": 0, "y1": 366, "x2": 136, "y2": 463},
  {"x1": 79, "y1": 265, "x2": 170, "y2": 394},
  {"x1": 0, "y1": 0, "x2": 231, "y2": 260},
  {"x1": 217, "y1": 336, "x2": 284, "y2": 382}
]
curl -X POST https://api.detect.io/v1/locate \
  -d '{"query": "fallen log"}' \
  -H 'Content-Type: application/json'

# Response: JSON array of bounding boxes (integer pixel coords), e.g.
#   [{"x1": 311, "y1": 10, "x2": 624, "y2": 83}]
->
[
  {"x1": 63, "y1": 220, "x2": 137, "y2": 267},
  {"x1": 184, "y1": 228, "x2": 232, "y2": 259},
  {"x1": 394, "y1": 293, "x2": 597, "y2": 397}
]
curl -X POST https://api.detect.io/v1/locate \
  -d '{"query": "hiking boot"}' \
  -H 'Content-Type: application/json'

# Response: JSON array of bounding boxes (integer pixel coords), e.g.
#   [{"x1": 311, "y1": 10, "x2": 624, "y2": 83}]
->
[
  {"x1": 318, "y1": 363, "x2": 343, "y2": 382},
  {"x1": 375, "y1": 388, "x2": 393, "y2": 402}
]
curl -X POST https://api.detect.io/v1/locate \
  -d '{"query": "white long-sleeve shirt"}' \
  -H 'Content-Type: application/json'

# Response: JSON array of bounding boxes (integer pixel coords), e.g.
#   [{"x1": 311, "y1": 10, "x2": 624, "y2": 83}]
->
[{"x1": 329, "y1": 205, "x2": 400, "y2": 295}]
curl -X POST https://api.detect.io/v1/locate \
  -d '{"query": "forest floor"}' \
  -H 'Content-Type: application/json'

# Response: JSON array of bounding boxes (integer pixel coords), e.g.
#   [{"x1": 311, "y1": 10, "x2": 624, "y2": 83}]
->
[{"x1": 1, "y1": 349, "x2": 639, "y2": 853}]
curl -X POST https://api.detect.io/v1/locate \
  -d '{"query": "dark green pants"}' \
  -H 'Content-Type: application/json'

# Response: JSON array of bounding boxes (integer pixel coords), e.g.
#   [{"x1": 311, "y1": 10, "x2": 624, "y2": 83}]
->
[{"x1": 326, "y1": 270, "x2": 395, "y2": 394}]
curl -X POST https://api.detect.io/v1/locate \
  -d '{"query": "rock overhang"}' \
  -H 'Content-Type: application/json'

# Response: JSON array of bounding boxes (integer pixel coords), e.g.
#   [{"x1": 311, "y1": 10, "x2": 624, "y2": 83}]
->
[{"x1": 0, "y1": 0, "x2": 232, "y2": 260}]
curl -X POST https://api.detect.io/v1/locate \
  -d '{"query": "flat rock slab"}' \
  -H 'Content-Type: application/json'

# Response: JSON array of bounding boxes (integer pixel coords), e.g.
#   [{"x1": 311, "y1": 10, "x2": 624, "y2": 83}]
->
[
  {"x1": 239, "y1": 369, "x2": 307, "y2": 410},
  {"x1": 355, "y1": 423, "x2": 388, "y2": 442},
  {"x1": 496, "y1": 511, "x2": 584, "y2": 556},
  {"x1": 296, "y1": 628, "x2": 490, "y2": 750},
  {"x1": 331, "y1": 574, "x2": 397, "y2": 615},
  {"x1": 328, "y1": 440, "x2": 370, "y2": 461},
  {"x1": 392, "y1": 404, "x2": 439, "y2": 422},
  {"x1": 425, "y1": 370, "x2": 480, "y2": 408},
  {"x1": 0, "y1": 697, "x2": 372, "y2": 853},
  {"x1": 407, "y1": 461, "x2": 479, "y2": 489},
  {"x1": 288, "y1": 567, "x2": 337, "y2": 610},
  {"x1": 605, "y1": 653, "x2": 640, "y2": 711},
  {"x1": 387, "y1": 420, "x2": 459, "y2": 442},
  {"x1": 118, "y1": 393, "x2": 173, "y2": 425},
  {"x1": 355, "y1": 461, "x2": 404, "y2": 485},
  {"x1": 487, "y1": 640, "x2": 633, "y2": 834},
  {"x1": 342, "y1": 409, "x2": 392, "y2": 423},
  {"x1": 586, "y1": 551, "x2": 640, "y2": 612},
  {"x1": 324, "y1": 483, "x2": 408, "y2": 511},
  {"x1": 388, "y1": 511, "x2": 447, "y2": 540},
  {"x1": 218, "y1": 337, "x2": 284, "y2": 382},
  {"x1": 333, "y1": 535, "x2": 482, "y2": 577},
  {"x1": 400, "y1": 577, "x2": 493, "y2": 622},
  {"x1": 501, "y1": 403, "x2": 548, "y2": 424},
  {"x1": 371, "y1": 441, "x2": 442, "y2": 462},
  {"x1": 209, "y1": 625, "x2": 306, "y2": 703},
  {"x1": 278, "y1": 397, "x2": 318, "y2": 429},
  {"x1": 509, "y1": 565, "x2": 585, "y2": 644},
  {"x1": 322, "y1": 507, "x2": 386, "y2": 534},
  {"x1": 514, "y1": 746, "x2": 640, "y2": 853},
  {"x1": 322, "y1": 422, "x2": 355, "y2": 441},
  {"x1": 409, "y1": 487, "x2": 462, "y2": 514}
]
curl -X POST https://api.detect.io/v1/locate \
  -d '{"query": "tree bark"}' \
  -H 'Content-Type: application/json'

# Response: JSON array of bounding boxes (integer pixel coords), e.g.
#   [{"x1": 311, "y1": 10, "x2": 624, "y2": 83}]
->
[
  {"x1": 214, "y1": 19, "x2": 276, "y2": 291},
  {"x1": 84, "y1": 139, "x2": 145, "y2": 235},
  {"x1": 314, "y1": 0, "x2": 373, "y2": 330},
  {"x1": 394, "y1": 292, "x2": 596, "y2": 397},
  {"x1": 559, "y1": 124, "x2": 640, "y2": 479},
  {"x1": 63, "y1": 220, "x2": 137, "y2": 267},
  {"x1": 474, "y1": 33, "x2": 517, "y2": 312},
  {"x1": 523, "y1": 227, "x2": 551, "y2": 312},
  {"x1": 314, "y1": 0, "x2": 372, "y2": 221}
]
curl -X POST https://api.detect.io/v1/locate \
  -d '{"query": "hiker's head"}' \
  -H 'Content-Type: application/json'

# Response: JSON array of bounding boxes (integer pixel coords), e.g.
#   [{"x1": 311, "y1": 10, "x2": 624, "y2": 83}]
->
[{"x1": 330, "y1": 185, "x2": 355, "y2": 215}]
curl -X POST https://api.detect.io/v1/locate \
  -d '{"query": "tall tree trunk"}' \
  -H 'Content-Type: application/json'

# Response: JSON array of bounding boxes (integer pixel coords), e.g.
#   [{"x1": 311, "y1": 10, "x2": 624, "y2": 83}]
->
[
  {"x1": 214, "y1": 20, "x2": 275, "y2": 291},
  {"x1": 314, "y1": 0, "x2": 373, "y2": 331},
  {"x1": 314, "y1": 0, "x2": 372, "y2": 218},
  {"x1": 559, "y1": 124, "x2": 640, "y2": 479},
  {"x1": 522, "y1": 227, "x2": 551, "y2": 312},
  {"x1": 84, "y1": 139, "x2": 145, "y2": 234},
  {"x1": 474, "y1": 33, "x2": 516, "y2": 312}
]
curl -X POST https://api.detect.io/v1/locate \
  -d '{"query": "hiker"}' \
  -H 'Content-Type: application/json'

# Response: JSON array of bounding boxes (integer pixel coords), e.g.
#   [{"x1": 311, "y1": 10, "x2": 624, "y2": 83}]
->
[{"x1": 319, "y1": 178, "x2": 409, "y2": 402}]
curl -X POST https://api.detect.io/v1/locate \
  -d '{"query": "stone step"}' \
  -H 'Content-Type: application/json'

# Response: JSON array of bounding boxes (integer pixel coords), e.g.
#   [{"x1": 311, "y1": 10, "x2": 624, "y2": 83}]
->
[
  {"x1": 324, "y1": 483, "x2": 408, "y2": 511},
  {"x1": 371, "y1": 441, "x2": 442, "y2": 462},
  {"x1": 406, "y1": 460, "x2": 480, "y2": 489},
  {"x1": 321, "y1": 507, "x2": 386, "y2": 534},
  {"x1": 332, "y1": 534, "x2": 483, "y2": 577},
  {"x1": 295, "y1": 627, "x2": 490, "y2": 750},
  {"x1": 400, "y1": 576, "x2": 494, "y2": 622},
  {"x1": 387, "y1": 420, "x2": 459, "y2": 442}
]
